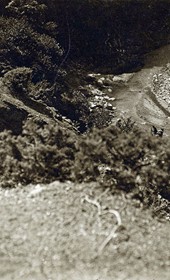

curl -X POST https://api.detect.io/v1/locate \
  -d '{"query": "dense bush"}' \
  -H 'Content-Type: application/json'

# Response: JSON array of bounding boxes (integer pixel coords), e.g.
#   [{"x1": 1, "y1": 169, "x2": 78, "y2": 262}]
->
[
  {"x1": 0, "y1": 120, "x2": 169, "y2": 216},
  {"x1": 0, "y1": 119, "x2": 77, "y2": 186},
  {"x1": 73, "y1": 125, "x2": 170, "y2": 215},
  {"x1": 0, "y1": 16, "x2": 63, "y2": 81},
  {"x1": 3, "y1": 67, "x2": 33, "y2": 95},
  {"x1": 2, "y1": 66, "x2": 57, "y2": 108}
]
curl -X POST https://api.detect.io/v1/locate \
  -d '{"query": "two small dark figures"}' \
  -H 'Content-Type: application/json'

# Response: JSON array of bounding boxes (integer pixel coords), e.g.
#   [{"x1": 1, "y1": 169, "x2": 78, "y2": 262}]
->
[{"x1": 151, "y1": 126, "x2": 164, "y2": 137}]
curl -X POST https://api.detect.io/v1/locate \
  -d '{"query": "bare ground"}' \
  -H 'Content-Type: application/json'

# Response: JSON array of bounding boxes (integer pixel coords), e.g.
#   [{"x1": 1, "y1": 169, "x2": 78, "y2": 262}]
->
[{"x1": 0, "y1": 181, "x2": 169, "y2": 280}]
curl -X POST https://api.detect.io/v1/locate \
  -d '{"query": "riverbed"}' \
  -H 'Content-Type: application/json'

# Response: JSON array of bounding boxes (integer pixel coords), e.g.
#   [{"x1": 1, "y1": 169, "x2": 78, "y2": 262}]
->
[
  {"x1": 113, "y1": 44, "x2": 170, "y2": 135},
  {"x1": 88, "y1": 44, "x2": 170, "y2": 135}
]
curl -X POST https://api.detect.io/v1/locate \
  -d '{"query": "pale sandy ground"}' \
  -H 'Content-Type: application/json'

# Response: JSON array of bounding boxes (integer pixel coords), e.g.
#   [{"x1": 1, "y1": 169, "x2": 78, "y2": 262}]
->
[{"x1": 0, "y1": 182, "x2": 169, "y2": 280}]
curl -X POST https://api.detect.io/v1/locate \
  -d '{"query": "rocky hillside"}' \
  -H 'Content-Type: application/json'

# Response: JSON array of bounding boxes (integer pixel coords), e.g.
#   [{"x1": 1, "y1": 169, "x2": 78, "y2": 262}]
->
[
  {"x1": 0, "y1": 0, "x2": 169, "y2": 134},
  {"x1": 0, "y1": 1, "x2": 170, "y2": 211},
  {"x1": 0, "y1": 2, "x2": 170, "y2": 279}
]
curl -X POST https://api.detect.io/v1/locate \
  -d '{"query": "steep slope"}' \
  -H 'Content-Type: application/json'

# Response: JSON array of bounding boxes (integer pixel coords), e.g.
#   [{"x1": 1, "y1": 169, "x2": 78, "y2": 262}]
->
[{"x1": 0, "y1": 78, "x2": 73, "y2": 134}]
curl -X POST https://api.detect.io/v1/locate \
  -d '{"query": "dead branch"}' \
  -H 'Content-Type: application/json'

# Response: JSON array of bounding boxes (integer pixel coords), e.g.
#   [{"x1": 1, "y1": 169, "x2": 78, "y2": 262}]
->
[
  {"x1": 97, "y1": 209, "x2": 122, "y2": 255},
  {"x1": 82, "y1": 195, "x2": 102, "y2": 216}
]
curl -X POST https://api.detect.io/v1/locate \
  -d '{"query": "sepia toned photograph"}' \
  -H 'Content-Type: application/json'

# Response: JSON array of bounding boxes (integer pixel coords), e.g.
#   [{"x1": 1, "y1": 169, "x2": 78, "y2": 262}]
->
[{"x1": 0, "y1": 1, "x2": 169, "y2": 279}]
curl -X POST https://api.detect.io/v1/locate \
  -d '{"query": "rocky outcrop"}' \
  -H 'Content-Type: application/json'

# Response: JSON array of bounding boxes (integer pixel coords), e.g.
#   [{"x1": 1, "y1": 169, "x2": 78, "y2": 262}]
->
[
  {"x1": 0, "y1": 78, "x2": 74, "y2": 134},
  {"x1": 0, "y1": 100, "x2": 28, "y2": 134}
]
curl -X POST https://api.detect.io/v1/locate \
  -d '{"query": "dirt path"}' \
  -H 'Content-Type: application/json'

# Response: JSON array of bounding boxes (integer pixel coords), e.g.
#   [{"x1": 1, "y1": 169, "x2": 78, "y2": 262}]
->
[{"x1": 0, "y1": 182, "x2": 169, "y2": 280}]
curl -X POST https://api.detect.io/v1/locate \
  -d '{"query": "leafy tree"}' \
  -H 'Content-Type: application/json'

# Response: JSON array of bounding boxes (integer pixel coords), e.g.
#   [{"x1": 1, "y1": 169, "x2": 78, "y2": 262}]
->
[
  {"x1": 0, "y1": 16, "x2": 63, "y2": 81},
  {"x1": 6, "y1": 0, "x2": 47, "y2": 24}
]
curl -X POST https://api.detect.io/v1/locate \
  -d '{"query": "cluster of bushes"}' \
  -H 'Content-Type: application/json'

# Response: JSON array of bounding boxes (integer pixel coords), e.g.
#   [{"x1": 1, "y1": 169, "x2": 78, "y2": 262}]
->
[
  {"x1": 0, "y1": 119, "x2": 77, "y2": 186},
  {"x1": 75, "y1": 124, "x2": 170, "y2": 201},
  {"x1": 0, "y1": 0, "x2": 66, "y2": 114},
  {"x1": 0, "y1": 119, "x2": 169, "y2": 216}
]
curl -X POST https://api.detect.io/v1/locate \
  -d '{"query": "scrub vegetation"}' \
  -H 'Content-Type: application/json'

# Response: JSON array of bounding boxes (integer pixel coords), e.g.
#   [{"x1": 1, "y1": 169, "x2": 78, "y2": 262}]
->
[{"x1": 0, "y1": 0, "x2": 170, "y2": 217}]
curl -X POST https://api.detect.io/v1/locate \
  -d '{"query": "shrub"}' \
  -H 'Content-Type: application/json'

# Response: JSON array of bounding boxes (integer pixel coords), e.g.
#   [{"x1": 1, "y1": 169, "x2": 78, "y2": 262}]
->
[
  {"x1": 0, "y1": 119, "x2": 169, "y2": 217},
  {"x1": 0, "y1": 119, "x2": 77, "y2": 187},
  {"x1": 5, "y1": 0, "x2": 49, "y2": 30},
  {"x1": 3, "y1": 67, "x2": 33, "y2": 95},
  {"x1": 73, "y1": 125, "x2": 170, "y2": 209},
  {"x1": 3, "y1": 67, "x2": 56, "y2": 107},
  {"x1": 0, "y1": 16, "x2": 63, "y2": 81}
]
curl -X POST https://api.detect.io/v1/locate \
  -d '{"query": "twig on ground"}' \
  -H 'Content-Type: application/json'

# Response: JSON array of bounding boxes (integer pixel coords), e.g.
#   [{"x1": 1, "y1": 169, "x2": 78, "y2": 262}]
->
[
  {"x1": 82, "y1": 195, "x2": 102, "y2": 215},
  {"x1": 107, "y1": 209, "x2": 122, "y2": 226},
  {"x1": 82, "y1": 195, "x2": 122, "y2": 255},
  {"x1": 97, "y1": 209, "x2": 122, "y2": 255},
  {"x1": 96, "y1": 187, "x2": 110, "y2": 200}
]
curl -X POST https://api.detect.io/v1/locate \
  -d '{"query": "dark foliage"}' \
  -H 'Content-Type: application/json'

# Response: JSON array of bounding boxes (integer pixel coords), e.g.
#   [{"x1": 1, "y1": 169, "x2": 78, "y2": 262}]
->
[
  {"x1": 0, "y1": 1, "x2": 169, "y2": 219},
  {"x1": 0, "y1": 121, "x2": 169, "y2": 217},
  {"x1": 73, "y1": 125, "x2": 170, "y2": 216},
  {"x1": 1, "y1": 1, "x2": 170, "y2": 73},
  {"x1": 0, "y1": 119, "x2": 77, "y2": 186},
  {"x1": 48, "y1": 0, "x2": 170, "y2": 72},
  {"x1": 0, "y1": 16, "x2": 63, "y2": 81}
]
